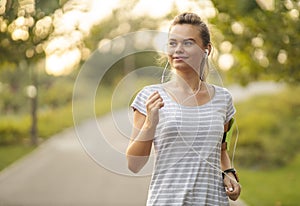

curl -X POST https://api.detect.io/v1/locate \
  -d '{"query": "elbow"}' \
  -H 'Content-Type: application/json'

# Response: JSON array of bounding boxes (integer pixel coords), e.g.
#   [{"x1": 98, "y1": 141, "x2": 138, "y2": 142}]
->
[
  {"x1": 126, "y1": 153, "x2": 149, "y2": 174},
  {"x1": 127, "y1": 161, "x2": 141, "y2": 174}
]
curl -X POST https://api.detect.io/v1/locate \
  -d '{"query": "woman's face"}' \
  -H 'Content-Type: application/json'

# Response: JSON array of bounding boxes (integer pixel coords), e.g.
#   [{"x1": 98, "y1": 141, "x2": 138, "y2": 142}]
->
[{"x1": 167, "y1": 24, "x2": 206, "y2": 74}]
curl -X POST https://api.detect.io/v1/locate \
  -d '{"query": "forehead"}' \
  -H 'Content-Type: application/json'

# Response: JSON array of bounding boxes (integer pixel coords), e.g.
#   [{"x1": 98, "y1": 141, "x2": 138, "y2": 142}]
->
[{"x1": 169, "y1": 24, "x2": 202, "y2": 42}]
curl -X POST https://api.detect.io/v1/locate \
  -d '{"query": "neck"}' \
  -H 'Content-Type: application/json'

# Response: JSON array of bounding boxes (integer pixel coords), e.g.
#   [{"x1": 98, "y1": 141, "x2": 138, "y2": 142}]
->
[{"x1": 172, "y1": 70, "x2": 203, "y2": 92}]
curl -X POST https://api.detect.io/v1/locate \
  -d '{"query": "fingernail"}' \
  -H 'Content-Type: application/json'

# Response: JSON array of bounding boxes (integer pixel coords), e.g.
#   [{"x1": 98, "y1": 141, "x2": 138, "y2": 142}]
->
[{"x1": 229, "y1": 188, "x2": 233, "y2": 192}]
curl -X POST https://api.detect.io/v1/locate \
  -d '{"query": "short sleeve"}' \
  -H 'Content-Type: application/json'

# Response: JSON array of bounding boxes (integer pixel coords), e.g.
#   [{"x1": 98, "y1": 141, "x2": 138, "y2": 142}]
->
[
  {"x1": 225, "y1": 91, "x2": 236, "y2": 123},
  {"x1": 130, "y1": 86, "x2": 153, "y2": 116}
]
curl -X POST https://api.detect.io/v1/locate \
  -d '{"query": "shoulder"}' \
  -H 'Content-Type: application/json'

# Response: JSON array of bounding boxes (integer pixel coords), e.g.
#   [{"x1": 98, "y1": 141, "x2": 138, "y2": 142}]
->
[
  {"x1": 139, "y1": 84, "x2": 162, "y2": 94},
  {"x1": 133, "y1": 84, "x2": 162, "y2": 101},
  {"x1": 144, "y1": 84, "x2": 162, "y2": 90},
  {"x1": 212, "y1": 84, "x2": 234, "y2": 99}
]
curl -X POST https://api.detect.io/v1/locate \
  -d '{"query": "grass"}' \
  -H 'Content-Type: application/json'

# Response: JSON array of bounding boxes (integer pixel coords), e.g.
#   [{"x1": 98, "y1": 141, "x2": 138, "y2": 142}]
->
[
  {"x1": 239, "y1": 153, "x2": 300, "y2": 205},
  {"x1": 0, "y1": 86, "x2": 113, "y2": 172},
  {"x1": 0, "y1": 144, "x2": 35, "y2": 171}
]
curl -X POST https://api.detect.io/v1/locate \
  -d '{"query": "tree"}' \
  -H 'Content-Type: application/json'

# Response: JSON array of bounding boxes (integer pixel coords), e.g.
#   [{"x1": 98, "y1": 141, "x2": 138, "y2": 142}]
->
[
  {"x1": 0, "y1": 0, "x2": 61, "y2": 145},
  {"x1": 210, "y1": 0, "x2": 300, "y2": 85}
]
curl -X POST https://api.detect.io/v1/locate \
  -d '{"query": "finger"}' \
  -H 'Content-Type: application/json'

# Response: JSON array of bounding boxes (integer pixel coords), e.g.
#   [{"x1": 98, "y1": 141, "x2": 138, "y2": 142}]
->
[
  {"x1": 147, "y1": 93, "x2": 163, "y2": 107},
  {"x1": 147, "y1": 91, "x2": 160, "y2": 100},
  {"x1": 230, "y1": 178, "x2": 240, "y2": 191},
  {"x1": 147, "y1": 98, "x2": 164, "y2": 112},
  {"x1": 228, "y1": 193, "x2": 239, "y2": 201},
  {"x1": 227, "y1": 183, "x2": 241, "y2": 201},
  {"x1": 153, "y1": 100, "x2": 164, "y2": 109},
  {"x1": 232, "y1": 183, "x2": 241, "y2": 196},
  {"x1": 229, "y1": 190, "x2": 240, "y2": 201},
  {"x1": 223, "y1": 176, "x2": 232, "y2": 189},
  {"x1": 149, "y1": 98, "x2": 164, "y2": 110}
]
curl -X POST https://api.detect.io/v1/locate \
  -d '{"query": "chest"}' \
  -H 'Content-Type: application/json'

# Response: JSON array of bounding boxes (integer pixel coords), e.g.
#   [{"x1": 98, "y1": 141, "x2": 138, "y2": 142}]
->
[
  {"x1": 153, "y1": 107, "x2": 224, "y2": 162},
  {"x1": 164, "y1": 87, "x2": 214, "y2": 107}
]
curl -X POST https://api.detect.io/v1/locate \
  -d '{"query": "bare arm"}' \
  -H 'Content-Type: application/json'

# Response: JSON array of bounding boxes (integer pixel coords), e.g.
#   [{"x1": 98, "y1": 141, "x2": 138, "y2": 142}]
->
[
  {"x1": 126, "y1": 91, "x2": 164, "y2": 173},
  {"x1": 221, "y1": 121, "x2": 232, "y2": 170},
  {"x1": 221, "y1": 120, "x2": 241, "y2": 201}
]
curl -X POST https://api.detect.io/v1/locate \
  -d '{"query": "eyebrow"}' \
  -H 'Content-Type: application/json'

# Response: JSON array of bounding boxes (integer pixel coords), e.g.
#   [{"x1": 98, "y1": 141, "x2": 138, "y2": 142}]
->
[{"x1": 168, "y1": 38, "x2": 196, "y2": 42}]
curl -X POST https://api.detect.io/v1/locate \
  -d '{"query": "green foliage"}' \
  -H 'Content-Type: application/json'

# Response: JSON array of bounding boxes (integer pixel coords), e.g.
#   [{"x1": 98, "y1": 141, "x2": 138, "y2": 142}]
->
[
  {"x1": 0, "y1": 81, "x2": 112, "y2": 144},
  {"x1": 38, "y1": 75, "x2": 74, "y2": 109},
  {"x1": 235, "y1": 85, "x2": 300, "y2": 169},
  {"x1": 239, "y1": 153, "x2": 300, "y2": 205},
  {"x1": 98, "y1": 52, "x2": 161, "y2": 86},
  {"x1": 0, "y1": 61, "x2": 29, "y2": 114},
  {"x1": 0, "y1": 68, "x2": 75, "y2": 114},
  {"x1": 38, "y1": 104, "x2": 73, "y2": 138},
  {"x1": 211, "y1": 0, "x2": 300, "y2": 84},
  {"x1": 0, "y1": 116, "x2": 30, "y2": 145},
  {"x1": 0, "y1": 0, "x2": 62, "y2": 62}
]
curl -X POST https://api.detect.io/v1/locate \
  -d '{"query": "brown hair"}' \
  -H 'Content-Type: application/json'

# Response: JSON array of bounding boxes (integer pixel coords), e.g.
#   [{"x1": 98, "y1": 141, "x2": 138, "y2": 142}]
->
[{"x1": 170, "y1": 12, "x2": 211, "y2": 47}]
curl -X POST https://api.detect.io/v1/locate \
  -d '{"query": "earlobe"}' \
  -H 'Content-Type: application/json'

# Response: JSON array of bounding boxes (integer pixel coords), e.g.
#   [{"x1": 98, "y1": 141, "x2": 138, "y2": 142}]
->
[{"x1": 207, "y1": 44, "x2": 212, "y2": 56}]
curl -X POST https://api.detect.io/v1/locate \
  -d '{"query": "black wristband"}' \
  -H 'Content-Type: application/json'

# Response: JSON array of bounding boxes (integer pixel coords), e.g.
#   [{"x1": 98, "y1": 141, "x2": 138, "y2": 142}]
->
[{"x1": 222, "y1": 168, "x2": 239, "y2": 182}]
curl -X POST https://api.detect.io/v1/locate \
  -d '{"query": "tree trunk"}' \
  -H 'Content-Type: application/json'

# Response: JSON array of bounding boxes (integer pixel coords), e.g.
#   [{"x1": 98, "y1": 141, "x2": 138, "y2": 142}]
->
[
  {"x1": 30, "y1": 93, "x2": 38, "y2": 145},
  {"x1": 30, "y1": 65, "x2": 38, "y2": 146}
]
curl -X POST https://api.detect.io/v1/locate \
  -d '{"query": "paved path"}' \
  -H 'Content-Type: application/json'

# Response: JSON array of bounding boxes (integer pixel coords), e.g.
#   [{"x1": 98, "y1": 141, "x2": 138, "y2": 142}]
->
[
  {"x1": 0, "y1": 82, "x2": 283, "y2": 206},
  {"x1": 0, "y1": 115, "x2": 151, "y2": 206}
]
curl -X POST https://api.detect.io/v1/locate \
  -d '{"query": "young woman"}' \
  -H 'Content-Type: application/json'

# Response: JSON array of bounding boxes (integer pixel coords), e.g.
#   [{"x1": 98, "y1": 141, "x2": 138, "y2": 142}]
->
[{"x1": 126, "y1": 12, "x2": 241, "y2": 205}]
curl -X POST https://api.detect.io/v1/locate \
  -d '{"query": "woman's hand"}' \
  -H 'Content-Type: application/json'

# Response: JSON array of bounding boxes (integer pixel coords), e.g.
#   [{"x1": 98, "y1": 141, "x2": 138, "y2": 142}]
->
[
  {"x1": 223, "y1": 174, "x2": 241, "y2": 201},
  {"x1": 145, "y1": 91, "x2": 164, "y2": 128}
]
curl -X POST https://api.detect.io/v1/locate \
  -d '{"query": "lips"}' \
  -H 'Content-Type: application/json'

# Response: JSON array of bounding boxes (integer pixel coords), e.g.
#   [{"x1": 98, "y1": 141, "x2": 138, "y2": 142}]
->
[{"x1": 173, "y1": 56, "x2": 188, "y2": 60}]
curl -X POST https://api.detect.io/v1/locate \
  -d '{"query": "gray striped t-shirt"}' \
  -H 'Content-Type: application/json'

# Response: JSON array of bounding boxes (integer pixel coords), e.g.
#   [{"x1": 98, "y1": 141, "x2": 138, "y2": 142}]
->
[{"x1": 131, "y1": 84, "x2": 235, "y2": 206}]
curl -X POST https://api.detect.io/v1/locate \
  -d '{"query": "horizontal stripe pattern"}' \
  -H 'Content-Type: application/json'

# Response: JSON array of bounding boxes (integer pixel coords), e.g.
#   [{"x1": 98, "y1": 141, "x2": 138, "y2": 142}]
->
[{"x1": 131, "y1": 84, "x2": 235, "y2": 206}]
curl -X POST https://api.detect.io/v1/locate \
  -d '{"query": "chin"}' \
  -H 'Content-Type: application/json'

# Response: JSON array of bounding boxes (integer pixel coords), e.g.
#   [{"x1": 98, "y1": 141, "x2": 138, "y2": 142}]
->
[{"x1": 172, "y1": 62, "x2": 193, "y2": 71}]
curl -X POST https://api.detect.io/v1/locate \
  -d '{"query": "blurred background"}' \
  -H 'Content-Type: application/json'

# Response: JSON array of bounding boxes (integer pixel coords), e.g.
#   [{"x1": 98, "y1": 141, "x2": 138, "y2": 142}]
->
[{"x1": 0, "y1": 0, "x2": 299, "y2": 205}]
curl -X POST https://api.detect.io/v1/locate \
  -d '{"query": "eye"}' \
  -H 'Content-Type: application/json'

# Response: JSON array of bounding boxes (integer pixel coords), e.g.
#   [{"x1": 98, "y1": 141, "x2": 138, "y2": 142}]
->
[
  {"x1": 168, "y1": 41, "x2": 177, "y2": 47},
  {"x1": 183, "y1": 40, "x2": 194, "y2": 47}
]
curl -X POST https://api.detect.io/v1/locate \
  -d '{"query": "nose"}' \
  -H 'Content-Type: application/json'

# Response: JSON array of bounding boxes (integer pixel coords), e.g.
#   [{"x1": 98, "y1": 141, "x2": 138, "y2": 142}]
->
[{"x1": 174, "y1": 43, "x2": 184, "y2": 53}]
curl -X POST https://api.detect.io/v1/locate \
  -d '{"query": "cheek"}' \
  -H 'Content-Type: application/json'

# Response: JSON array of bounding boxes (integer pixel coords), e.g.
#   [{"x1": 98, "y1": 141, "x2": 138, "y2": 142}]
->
[
  {"x1": 188, "y1": 50, "x2": 203, "y2": 66},
  {"x1": 190, "y1": 47, "x2": 204, "y2": 58}
]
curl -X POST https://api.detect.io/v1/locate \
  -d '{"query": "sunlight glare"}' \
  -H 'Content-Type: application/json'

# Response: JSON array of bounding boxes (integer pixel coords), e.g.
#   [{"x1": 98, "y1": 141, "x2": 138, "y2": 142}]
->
[
  {"x1": 218, "y1": 54, "x2": 234, "y2": 71},
  {"x1": 132, "y1": 0, "x2": 174, "y2": 18},
  {"x1": 277, "y1": 50, "x2": 288, "y2": 64},
  {"x1": 45, "y1": 0, "x2": 121, "y2": 76},
  {"x1": 256, "y1": 0, "x2": 275, "y2": 11},
  {"x1": 46, "y1": 49, "x2": 81, "y2": 76},
  {"x1": 132, "y1": 0, "x2": 216, "y2": 19}
]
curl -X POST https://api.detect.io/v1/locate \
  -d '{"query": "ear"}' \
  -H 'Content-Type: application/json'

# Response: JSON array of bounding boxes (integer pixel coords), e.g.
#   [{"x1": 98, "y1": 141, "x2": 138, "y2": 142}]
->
[{"x1": 206, "y1": 43, "x2": 212, "y2": 56}]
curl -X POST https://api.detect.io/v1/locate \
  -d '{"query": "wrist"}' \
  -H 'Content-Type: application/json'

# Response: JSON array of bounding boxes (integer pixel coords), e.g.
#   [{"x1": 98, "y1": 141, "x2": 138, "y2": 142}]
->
[
  {"x1": 144, "y1": 118, "x2": 158, "y2": 130},
  {"x1": 222, "y1": 168, "x2": 239, "y2": 182}
]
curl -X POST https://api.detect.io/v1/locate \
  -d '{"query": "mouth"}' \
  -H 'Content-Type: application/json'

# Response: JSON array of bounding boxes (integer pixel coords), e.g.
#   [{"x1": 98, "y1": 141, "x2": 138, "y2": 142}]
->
[{"x1": 173, "y1": 56, "x2": 188, "y2": 61}]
